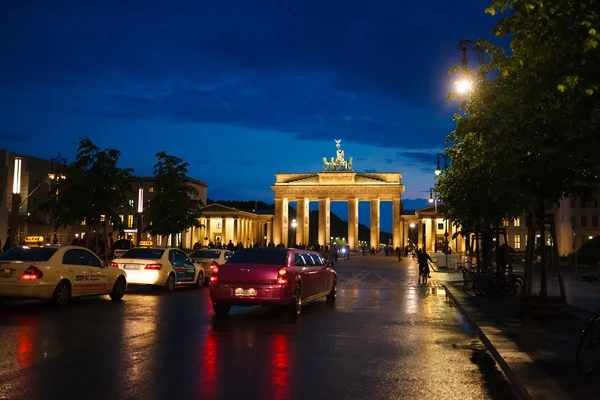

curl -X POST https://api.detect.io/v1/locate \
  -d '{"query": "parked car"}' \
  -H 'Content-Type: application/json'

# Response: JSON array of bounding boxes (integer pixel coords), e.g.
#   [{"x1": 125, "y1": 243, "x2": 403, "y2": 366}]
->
[
  {"x1": 189, "y1": 248, "x2": 233, "y2": 284},
  {"x1": 209, "y1": 247, "x2": 336, "y2": 317},
  {"x1": 0, "y1": 245, "x2": 127, "y2": 306},
  {"x1": 112, "y1": 247, "x2": 204, "y2": 292}
]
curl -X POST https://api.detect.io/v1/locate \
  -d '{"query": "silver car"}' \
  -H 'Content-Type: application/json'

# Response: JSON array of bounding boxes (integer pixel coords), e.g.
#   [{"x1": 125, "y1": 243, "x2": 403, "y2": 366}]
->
[{"x1": 189, "y1": 249, "x2": 233, "y2": 283}]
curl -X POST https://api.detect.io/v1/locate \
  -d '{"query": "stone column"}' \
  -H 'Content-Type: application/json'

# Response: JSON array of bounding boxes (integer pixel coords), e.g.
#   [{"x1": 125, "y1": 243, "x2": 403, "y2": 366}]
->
[
  {"x1": 205, "y1": 218, "x2": 212, "y2": 244},
  {"x1": 347, "y1": 198, "x2": 359, "y2": 250},
  {"x1": 233, "y1": 219, "x2": 238, "y2": 243},
  {"x1": 221, "y1": 218, "x2": 227, "y2": 244},
  {"x1": 370, "y1": 198, "x2": 380, "y2": 250},
  {"x1": 296, "y1": 197, "x2": 310, "y2": 246},
  {"x1": 273, "y1": 198, "x2": 284, "y2": 245},
  {"x1": 417, "y1": 220, "x2": 423, "y2": 249},
  {"x1": 318, "y1": 198, "x2": 330, "y2": 246},
  {"x1": 392, "y1": 198, "x2": 401, "y2": 249},
  {"x1": 266, "y1": 221, "x2": 272, "y2": 244}
]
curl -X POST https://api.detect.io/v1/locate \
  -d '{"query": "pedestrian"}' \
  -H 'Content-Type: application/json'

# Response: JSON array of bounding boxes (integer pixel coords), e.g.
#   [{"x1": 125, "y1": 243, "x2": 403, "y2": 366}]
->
[
  {"x1": 417, "y1": 249, "x2": 433, "y2": 284},
  {"x1": 395, "y1": 246, "x2": 402, "y2": 261}
]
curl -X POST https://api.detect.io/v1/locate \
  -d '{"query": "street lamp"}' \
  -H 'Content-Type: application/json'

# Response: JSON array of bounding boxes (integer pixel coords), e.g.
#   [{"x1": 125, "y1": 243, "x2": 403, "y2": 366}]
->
[
  {"x1": 435, "y1": 153, "x2": 449, "y2": 176},
  {"x1": 137, "y1": 187, "x2": 144, "y2": 245},
  {"x1": 455, "y1": 37, "x2": 485, "y2": 94},
  {"x1": 291, "y1": 219, "x2": 297, "y2": 246}
]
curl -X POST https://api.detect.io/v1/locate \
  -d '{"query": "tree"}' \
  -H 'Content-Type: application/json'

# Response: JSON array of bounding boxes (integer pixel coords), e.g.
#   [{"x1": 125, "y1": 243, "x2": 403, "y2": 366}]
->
[
  {"x1": 440, "y1": 1, "x2": 600, "y2": 300},
  {"x1": 144, "y1": 152, "x2": 202, "y2": 247},
  {"x1": 49, "y1": 138, "x2": 134, "y2": 259}
]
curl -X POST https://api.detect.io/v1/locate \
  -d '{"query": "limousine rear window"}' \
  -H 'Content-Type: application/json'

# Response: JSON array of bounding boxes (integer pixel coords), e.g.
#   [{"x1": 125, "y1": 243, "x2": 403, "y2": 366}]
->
[{"x1": 227, "y1": 248, "x2": 288, "y2": 266}]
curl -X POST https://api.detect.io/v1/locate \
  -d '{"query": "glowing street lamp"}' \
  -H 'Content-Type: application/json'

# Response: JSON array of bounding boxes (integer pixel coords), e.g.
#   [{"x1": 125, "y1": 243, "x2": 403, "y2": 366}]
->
[
  {"x1": 455, "y1": 78, "x2": 473, "y2": 94},
  {"x1": 291, "y1": 219, "x2": 297, "y2": 246},
  {"x1": 9, "y1": 157, "x2": 22, "y2": 248},
  {"x1": 455, "y1": 37, "x2": 484, "y2": 94}
]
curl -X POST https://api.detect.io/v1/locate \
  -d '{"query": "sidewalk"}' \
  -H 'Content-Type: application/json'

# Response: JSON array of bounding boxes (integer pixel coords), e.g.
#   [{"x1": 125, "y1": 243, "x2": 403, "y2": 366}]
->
[{"x1": 438, "y1": 273, "x2": 600, "y2": 400}]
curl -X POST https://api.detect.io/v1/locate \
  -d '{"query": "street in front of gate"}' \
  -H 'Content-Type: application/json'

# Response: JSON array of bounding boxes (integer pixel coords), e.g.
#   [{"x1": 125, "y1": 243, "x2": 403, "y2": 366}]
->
[
  {"x1": 0, "y1": 255, "x2": 518, "y2": 400},
  {"x1": 433, "y1": 262, "x2": 600, "y2": 400}
]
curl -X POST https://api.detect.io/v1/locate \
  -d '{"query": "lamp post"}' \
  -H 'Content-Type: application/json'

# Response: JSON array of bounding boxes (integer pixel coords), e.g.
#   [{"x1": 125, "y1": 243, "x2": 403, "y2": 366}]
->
[
  {"x1": 435, "y1": 153, "x2": 449, "y2": 176},
  {"x1": 291, "y1": 219, "x2": 297, "y2": 247},
  {"x1": 455, "y1": 37, "x2": 485, "y2": 94},
  {"x1": 9, "y1": 157, "x2": 22, "y2": 248},
  {"x1": 430, "y1": 188, "x2": 449, "y2": 268},
  {"x1": 48, "y1": 152, "x2": 67, "y2": 244},
  {"x1": 137, "y1": 187, "x2": 144, "y2": 245}
]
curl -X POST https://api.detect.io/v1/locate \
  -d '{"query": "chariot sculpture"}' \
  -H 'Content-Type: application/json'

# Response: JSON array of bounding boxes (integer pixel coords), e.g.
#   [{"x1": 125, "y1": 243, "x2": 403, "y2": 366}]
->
[{"x1": 322, "y1": 139, "x2": 354, "y2": 171}]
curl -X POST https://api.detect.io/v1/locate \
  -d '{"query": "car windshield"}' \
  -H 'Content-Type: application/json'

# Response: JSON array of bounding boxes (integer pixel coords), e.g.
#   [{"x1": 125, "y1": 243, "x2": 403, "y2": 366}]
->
[
  {"x1": 190, "y1": 250, "x2": 221, "y2": 259},
  {"x1": 226, "y1": 248, "x2": 288, "y2": 266},
  {"x1": 0, "y1": 246, "x2": 58, "y2": 262},
  {"x1": 121, "y1": 248, "x2": 164, "y2": 259}
]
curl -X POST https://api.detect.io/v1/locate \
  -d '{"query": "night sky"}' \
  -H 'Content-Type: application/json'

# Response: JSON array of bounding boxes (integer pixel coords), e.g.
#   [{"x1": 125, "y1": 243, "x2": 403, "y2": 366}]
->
[{"x1": 1, "y1": 0, "x2": 497, "y2": 231}]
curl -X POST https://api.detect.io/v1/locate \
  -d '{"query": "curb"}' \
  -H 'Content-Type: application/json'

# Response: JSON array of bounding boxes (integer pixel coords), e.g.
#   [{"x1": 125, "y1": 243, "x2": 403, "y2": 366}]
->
[{"x1": 441, "y1": 282, "x2": 572, "y2": 400}]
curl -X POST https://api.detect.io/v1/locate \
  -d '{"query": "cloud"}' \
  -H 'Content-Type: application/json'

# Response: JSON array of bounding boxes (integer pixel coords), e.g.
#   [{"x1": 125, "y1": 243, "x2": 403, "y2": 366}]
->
[{"x1": 0, "y1": 131, "x2": 28, "y2": 142}]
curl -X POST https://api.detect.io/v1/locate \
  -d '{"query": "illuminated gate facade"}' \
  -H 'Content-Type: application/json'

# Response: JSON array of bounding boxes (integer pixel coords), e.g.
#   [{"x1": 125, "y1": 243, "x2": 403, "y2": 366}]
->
[{"x1": 271, "y1": 140, "x2": 405, "y2": 249}]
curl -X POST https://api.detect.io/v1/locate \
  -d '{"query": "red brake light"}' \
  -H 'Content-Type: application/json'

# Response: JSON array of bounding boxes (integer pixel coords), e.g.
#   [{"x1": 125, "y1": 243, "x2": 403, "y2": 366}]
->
[
  {"x1": 209, "y1": 261, "x2": 219, "y2": 268},
  {"x1": 144, "y1": 263, "x2": 162, "y2": 270},
  {"x1": 277, "y1": 268, "x2": 288, "y2": 285},
  {"x1": 210, "y1": 266, "x2": 219, "y2": 283},
  {"x1": 21, "y1": 266, "x2": 43, "y2": 280},
  {"x1": 111, "y1": 262, "x2": 119, "y2": 268}
]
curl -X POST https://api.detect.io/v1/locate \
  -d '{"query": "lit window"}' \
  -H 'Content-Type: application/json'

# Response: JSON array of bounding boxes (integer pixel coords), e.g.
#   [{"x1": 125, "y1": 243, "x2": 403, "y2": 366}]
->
[
  {"x1": 81, "y1": 218, "x2": 86, "y2": 226},
  {"x1": 127, "y1": 215, "x2": 134, "y2": 228},
  {"x1": 514, "y1": 234, "x2": 521, "y2": 249},
  {"x1": 128, "y1": 200, "x2": 134, "y2": 207},
  {"x1": 119, "y1": 215, "x2": 124, "y2": 223},
  {"x1": 149, "y1": 187, "x2": 154, "y2": 193},
  {"x1": 503, "y1": 220, "x2": 509, "y2": 227},
  {"x1": 100, "y1": 215, "x2": 106, "y2": 222},
  {"x1": 514, "y1": 217, "x2": 520, "y2": 227}
]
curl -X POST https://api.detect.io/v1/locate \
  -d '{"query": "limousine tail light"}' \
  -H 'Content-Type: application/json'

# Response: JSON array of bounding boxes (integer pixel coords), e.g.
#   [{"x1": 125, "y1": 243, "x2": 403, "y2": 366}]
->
[
  {"x1": 210, "y1": 266, "x2": 219, "y2": 283},
  {"x1": 277, "y1": 268, "x2": 288, "y2": 285},
  {"x1": 21, "y1": 266, "x2": 43, "y2": 280},
  {"x1": 144, "y1": 263, "x2": 162, "y2": 270}
]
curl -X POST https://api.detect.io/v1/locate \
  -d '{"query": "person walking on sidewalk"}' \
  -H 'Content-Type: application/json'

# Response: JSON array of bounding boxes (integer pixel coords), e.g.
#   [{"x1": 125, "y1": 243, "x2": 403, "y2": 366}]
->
[
  {"x1": 395, "y1": 246, "x2": 402, "y2": 262},
  {"x1": 417, "y1": 249, "x2": 433, "y2": 284}
]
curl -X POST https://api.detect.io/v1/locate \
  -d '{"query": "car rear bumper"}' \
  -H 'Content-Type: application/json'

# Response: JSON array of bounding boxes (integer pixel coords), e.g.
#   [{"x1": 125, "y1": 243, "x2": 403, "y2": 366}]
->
[
  {"x1": 121, "y1": 269, "x2": 166, "y2": 286},
  {"x1": 209, "y1": 283, "x2": 292, "y2": 306},
  {"x1": 0, "y1": 282, "x2": 55, "y2": 300}
]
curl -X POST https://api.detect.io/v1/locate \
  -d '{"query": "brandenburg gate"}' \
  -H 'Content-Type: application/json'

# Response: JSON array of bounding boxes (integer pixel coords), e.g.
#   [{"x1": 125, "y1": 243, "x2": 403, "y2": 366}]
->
[{"x1": 271, "y1": 140, "x2": 405, "y2": 249}]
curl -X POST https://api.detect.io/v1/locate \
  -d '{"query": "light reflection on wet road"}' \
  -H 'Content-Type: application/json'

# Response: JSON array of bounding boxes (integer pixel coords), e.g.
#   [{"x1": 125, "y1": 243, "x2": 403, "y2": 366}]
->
[{"x1": 0, "y1": 255, "x2": 516, "y2": 400}]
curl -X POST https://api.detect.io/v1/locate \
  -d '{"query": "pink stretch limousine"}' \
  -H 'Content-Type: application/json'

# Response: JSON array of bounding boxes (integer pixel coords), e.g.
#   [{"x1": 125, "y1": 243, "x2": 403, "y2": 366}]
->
[{"x1": 209, "y1": 247, "x2": 337, "y2": 316}]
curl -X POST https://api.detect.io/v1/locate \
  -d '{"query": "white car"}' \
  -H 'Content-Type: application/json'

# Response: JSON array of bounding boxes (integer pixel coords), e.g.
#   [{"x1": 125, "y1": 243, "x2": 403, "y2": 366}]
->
[
  {"x1": 0, "y1": 245, "x2": 127, "y2": 306},
  {"x1": 189, "y1": 248, "x2": 233, "y2": 283},
  {"x1": 113, "y1": 247, "x2": 204, "y2": 291}
]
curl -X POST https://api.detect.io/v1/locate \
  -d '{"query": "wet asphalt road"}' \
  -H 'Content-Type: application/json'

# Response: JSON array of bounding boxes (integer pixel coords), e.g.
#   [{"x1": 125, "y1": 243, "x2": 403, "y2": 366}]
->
[{"x1": 0, "y1": 254, "x2": 517, "y2": 400}]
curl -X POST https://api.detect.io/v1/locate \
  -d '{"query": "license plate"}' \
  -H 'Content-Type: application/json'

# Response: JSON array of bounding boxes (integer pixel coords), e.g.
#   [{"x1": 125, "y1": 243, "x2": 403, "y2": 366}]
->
[
  {"x1": 0, "y1": 269, "x2": 13, "y2": 278},
  {"x1": 123, "y1": 265, "x2": 140, "y2": 270},
  {"x1": 234, "y1": 288, "x2": 257, "y2": 296}
]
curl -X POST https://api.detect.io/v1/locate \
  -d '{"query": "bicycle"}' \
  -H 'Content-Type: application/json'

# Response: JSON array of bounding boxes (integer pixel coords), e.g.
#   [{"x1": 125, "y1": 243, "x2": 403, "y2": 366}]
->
[{"x1": 576, "y1": 309, "x2": 600, "y2": 373}]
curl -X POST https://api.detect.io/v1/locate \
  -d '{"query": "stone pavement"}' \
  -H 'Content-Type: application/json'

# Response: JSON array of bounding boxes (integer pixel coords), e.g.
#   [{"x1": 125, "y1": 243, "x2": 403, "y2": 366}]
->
[{"x1": 433, "y1": 264, "x2": 600, "y2": 400}]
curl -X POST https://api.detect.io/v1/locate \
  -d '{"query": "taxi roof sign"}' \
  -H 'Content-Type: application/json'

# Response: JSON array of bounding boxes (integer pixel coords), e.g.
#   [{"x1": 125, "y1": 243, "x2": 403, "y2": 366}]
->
[
  {"x1": 25, "y1": 236, "x2": 44, "y2": 243},
  {"x1": 139, "y1": 240, "x2": 153, "y2": 247}
]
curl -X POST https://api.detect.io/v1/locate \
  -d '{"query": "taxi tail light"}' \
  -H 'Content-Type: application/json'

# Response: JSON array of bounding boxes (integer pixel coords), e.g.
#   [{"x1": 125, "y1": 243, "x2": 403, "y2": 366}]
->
[
  {"x1": 144, "y1": 263, "x2": 162, "y2": 270},
  {"x1": 111, "y1": 262, "x2": 119, "y2": 268},
  {"x1": 209, "y1": 261, "x2": 219, "y2": 269},
  {"x1": 21, "y1": 266, "x2": 43, "y2": 280},
  {"x1": 277, "y1": 268, "x2": 288, "y2": 285},
  {"x1": 209, "y1": 266, "x2": 219, "y2": 283}
]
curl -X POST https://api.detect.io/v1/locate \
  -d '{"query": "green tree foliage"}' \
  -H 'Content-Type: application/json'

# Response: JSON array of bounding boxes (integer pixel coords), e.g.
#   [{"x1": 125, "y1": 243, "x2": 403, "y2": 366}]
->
[
  {"x1": 440, "y1": 0, "x2": 600, "y2": 297},
  {"x1": 144, "y1": 152, "x2": 202, "y2": 246},
  {"x1": 50, "y1": 138, "x2": 134, "y2": 257}
]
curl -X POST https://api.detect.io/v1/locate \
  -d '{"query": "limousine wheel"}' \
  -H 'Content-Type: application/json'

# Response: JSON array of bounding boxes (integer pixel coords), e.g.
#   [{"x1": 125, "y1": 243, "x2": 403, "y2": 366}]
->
[
  {"x1": 326, "y1": 278, "x2": 337, "y2": 301},
  {"x1": 213, "y1": 303, "x2": 231, "y2": 316},
  {"x1": 290, "y1": 284, "x2": 302, "y2": 317}
]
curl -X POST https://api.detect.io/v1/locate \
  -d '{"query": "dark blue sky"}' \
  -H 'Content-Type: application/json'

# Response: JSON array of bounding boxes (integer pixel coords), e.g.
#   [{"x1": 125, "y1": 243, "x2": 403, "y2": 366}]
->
[{"x1": 1, "y1": 0, "x2": 497, "y2": 231}]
